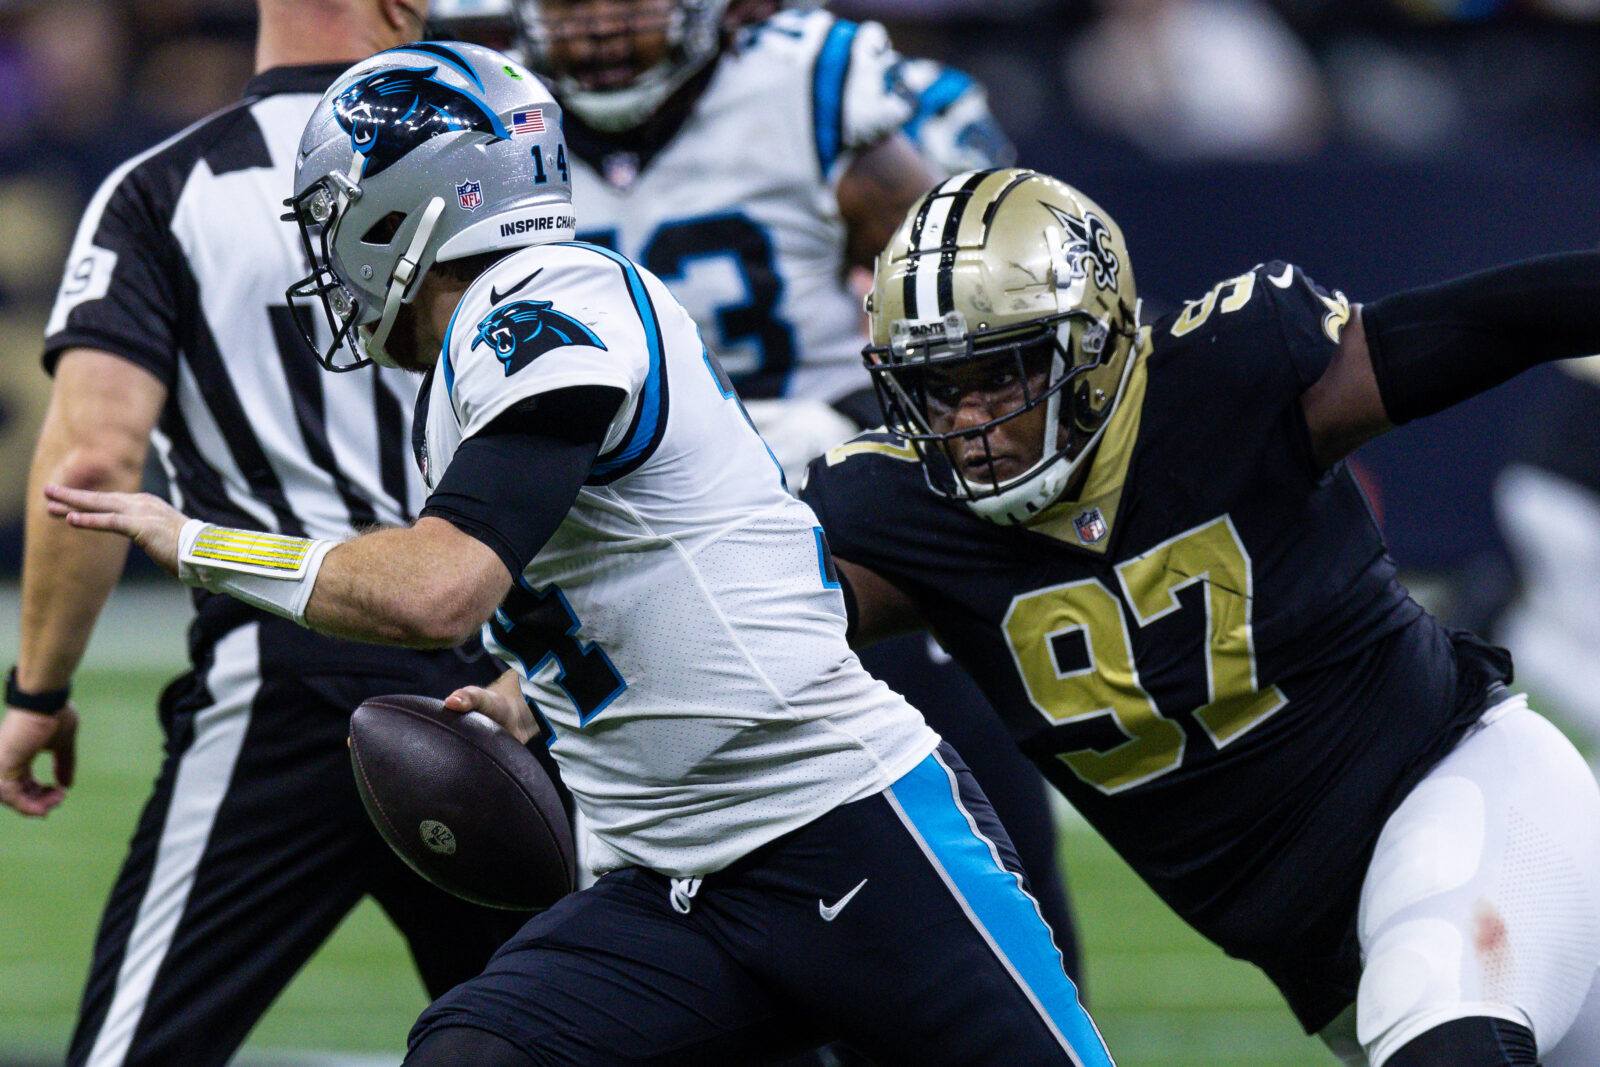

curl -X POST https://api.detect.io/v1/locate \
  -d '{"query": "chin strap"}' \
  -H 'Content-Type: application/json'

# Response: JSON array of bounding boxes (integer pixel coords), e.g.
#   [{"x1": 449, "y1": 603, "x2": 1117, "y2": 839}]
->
[
  {"x1": 966, "y1": 456, "x2": 1075, "y2": 526},
  {"x1": 362, "y1": 196, "x2": 446, "y2": 368}
]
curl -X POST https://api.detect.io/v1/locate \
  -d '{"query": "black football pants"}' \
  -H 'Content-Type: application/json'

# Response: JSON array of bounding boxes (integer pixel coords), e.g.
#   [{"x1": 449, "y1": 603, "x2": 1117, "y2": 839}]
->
[
  {"x1": 857, "y1": 632, "x2": 1081, "y2": 986},
  {"x1": 408, "y1": 743, "x2": 1109, "y2": 1066}
]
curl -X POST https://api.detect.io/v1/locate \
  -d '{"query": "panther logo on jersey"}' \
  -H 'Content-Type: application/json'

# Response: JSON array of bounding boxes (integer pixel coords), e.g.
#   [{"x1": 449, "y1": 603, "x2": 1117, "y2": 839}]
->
[
  {"x1": 1045, "y1": 203, "x2": 1121, "y2": 295},
  {"x1": 471, "y1": 300, "x2": 607, "y2": 375},
  {"x1": 334, "y1": 67, "x2": 506, "y2": 179}
]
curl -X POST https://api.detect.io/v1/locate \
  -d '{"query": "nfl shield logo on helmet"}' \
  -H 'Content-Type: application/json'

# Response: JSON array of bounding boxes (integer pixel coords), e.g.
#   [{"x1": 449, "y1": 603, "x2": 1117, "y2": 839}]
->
[
  {"x1": 1074, "y1": 507, "x2": 1108, "y2": 545},
  {"x1": 456, "y1": 179, "x2": 483, "y2": 211}
]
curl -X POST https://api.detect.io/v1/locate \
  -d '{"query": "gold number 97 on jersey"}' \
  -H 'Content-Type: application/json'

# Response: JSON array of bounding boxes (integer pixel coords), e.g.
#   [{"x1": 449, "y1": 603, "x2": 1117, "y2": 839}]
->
[{"x1": 1002, "y1": 515, "x2": 1287, "y2": 794}]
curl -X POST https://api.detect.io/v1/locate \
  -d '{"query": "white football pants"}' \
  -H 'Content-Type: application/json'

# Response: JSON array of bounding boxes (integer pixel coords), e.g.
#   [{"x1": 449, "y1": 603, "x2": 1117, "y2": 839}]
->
[{"x1": 1319, "y1": 696, "x2": 1600, "y2": 1066}]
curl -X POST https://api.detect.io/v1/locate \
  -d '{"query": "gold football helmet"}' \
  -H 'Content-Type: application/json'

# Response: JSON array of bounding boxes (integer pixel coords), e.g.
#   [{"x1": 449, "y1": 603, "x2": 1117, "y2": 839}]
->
[{"x1": 864, "y1": 169, "x2": 1139, "y2": 524}]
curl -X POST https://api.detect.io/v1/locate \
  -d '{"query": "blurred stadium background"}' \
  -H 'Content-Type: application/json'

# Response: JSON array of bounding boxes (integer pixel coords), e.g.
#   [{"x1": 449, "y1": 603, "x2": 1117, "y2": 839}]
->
[{"x1": 4, "y1": 0, "x2": 1600, "y2": 1063}]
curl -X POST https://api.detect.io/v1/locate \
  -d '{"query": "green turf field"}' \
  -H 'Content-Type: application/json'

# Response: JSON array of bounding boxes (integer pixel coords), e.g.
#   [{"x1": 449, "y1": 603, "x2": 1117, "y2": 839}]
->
[{"x1": 0, "y1": 663, "x2": 1334, "y2": 1066}]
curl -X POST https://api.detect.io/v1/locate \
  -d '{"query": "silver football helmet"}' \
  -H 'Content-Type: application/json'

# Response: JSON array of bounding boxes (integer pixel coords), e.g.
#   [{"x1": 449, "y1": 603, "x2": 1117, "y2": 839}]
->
[
  {"x1": 864, "y1": 169, "x2": 1140, "y2": 525},
  {"x1": 286, "y1": 41, "x2": 574, "y2": 371},
  {"x1": 512, "y1": 0, "x2": 729, "y2": 131}
]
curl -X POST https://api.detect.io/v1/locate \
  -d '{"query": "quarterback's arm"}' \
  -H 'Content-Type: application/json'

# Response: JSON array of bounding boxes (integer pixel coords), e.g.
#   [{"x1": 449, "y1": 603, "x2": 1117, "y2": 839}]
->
[
  {"x1": 313, "y1": 393, "x2": 617, "y2": 643},
  {"x1": 36, "y1": 499, "x2": 516, "y2": 650},
  {"x1": 1, "y1": 349, "x2": 164, "y2": 817},
  {"x1": 835, "y1": 557, "x2": 928, "y2": 646},
  {"x1": 1301, "y1": 251, "x2": 1600, "y2": 469},
  {"x1": 837, "y1": 133, "x2": 942, "y2": 271},
  {"x1": 301, "y1": 519, "x2": 514, "y2": 647},
  {"x1": 44, "y1": 387, "x2": 623, "y2": 650}
]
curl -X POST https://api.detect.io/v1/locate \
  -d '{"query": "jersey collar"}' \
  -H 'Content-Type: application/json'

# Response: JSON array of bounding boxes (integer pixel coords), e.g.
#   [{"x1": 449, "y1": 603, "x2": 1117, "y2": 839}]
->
[
  {"x1": 561, "y1": 61, "x2": 720, "y2": 190},
  {"x1": 244, "y1": 64, "x2": 355, "y2": 100},
  {"x1": 1026, "y1": 327, "x2": 1153, "y2": 554}
]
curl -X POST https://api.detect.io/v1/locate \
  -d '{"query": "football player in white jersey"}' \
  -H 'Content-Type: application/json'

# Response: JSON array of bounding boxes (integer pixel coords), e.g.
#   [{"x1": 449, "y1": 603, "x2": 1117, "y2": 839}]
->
[
  {"x1": 45, "y1": 42, "x2": 1114, "y2": 1067},
  {"x1": 515, "y1": 0, "x2": 980, "y2": 409},
  {"x1": 507, "y1": 0, "x2": 1085, "y2": 995}
]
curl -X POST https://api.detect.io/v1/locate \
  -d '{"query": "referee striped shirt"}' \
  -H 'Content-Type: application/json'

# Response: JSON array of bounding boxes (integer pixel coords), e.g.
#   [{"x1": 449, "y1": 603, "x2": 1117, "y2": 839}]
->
[{"x1": 44, "y1": 64, "x2": 419, "y2": 543}]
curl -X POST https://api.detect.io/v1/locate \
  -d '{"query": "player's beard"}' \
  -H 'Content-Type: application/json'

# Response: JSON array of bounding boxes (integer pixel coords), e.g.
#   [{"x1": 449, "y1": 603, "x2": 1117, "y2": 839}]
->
[{"x1": 381, "y1": 302, "x2": 432, "y2": 374}]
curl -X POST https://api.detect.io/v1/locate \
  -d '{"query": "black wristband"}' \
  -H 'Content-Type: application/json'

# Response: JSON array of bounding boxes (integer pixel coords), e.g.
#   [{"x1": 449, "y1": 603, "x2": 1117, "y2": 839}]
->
[{"x1": 6, "y1": 667, "x2": 70, "y2": 715}]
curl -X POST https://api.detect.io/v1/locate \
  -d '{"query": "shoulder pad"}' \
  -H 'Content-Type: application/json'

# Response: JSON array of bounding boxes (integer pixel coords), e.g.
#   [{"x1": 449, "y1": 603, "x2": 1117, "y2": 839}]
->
[{"x1": 1159, "y1": 261, "x2": 1350, "y2": 346}]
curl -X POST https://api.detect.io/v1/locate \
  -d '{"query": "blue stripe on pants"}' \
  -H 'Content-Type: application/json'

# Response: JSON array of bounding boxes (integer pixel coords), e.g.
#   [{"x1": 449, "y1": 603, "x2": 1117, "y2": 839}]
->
[{"x1": 887, "y1": 751, "x2": 1114, "y2": 1067}]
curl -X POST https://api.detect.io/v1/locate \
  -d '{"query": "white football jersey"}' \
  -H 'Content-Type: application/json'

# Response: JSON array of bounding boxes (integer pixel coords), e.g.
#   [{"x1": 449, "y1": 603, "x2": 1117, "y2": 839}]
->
[
  {"x1": 565, "y1": 9, "x2": 909, "y2": 405},
  {"x1": 416, "y1": 242, "x2": 938, "y2": 877}
]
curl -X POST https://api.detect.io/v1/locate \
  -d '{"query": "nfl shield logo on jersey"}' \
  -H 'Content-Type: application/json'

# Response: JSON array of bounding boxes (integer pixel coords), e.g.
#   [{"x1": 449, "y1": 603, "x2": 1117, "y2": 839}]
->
[
  {"x1": 602, "y1": 152, "x2": 640, "y2": 191},
  {"x1": 456, "y1": 179, "x2": 483, "y2": 211},
  {"x1": 1074, "y1": 507, "x2": 1108, "y2": 545}
]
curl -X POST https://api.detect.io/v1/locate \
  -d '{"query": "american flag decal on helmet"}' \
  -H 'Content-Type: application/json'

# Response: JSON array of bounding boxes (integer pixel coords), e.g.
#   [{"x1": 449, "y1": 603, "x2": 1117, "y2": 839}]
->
[{"x1": 511, "y1": 110, "x2": 546, "y2": 135}]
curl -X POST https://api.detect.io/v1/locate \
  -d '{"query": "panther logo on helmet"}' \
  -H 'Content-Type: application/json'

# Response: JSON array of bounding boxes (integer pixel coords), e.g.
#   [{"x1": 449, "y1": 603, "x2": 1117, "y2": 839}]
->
[
  {"x1": 335, "y1": 67, "x2": 507, "y2": 179},
  {"x1": 471, "y1": 300, "x2": 607, "y2": 375},
  {"x1": 1046, "y1": 203, "x2": 1121, "y2": 294}
]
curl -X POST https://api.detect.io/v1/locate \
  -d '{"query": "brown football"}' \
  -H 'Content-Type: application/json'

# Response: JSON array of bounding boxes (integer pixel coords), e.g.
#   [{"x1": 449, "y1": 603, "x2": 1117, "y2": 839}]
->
[{"x1": 350, "y1": 693, "x2": 574, "y2": 910}]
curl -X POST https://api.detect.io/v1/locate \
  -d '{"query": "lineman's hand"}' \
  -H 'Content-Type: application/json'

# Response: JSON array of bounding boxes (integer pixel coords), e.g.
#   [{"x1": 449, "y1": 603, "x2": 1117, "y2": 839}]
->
[
  {"x1": 444, "y1": 671, "x2": 538, "y2": 744},
  {"x1": 0, "y1": 705, "x2": 79, "y2": 817},
  {"x1": 44, "y1": 486, "x2": 187, "y2": 578}
]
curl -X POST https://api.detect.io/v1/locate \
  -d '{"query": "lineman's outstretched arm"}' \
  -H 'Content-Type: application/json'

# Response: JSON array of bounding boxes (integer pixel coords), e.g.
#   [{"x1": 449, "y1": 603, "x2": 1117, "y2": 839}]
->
[
  {"x1": 834, "y1": 557, "x2": 929, "y2": 647},
  {"x1": 1302, "y1": 250, "x2": 1600, "y2": 468},
  {"x1": 1, "y1": 349, "x2": 164, "y2": 817}
]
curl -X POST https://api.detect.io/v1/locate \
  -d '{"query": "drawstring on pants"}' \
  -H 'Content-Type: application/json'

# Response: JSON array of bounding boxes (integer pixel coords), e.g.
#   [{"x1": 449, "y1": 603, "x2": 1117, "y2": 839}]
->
[{"x1": 669, "y1": 877, "x2": 702, "y2": 915}]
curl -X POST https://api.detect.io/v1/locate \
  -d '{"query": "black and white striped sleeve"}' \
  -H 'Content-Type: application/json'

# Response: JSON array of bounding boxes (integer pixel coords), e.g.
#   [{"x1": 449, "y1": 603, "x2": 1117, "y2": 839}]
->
[{"x1": 44, "y1": 159, "x2": 186, "y2": 381}]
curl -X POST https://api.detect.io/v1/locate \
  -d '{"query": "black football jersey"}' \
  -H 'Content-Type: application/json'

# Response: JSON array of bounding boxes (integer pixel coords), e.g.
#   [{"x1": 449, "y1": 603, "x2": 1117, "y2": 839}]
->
[{"x1": 801, "y1": 262, "x2": 1511, "y2": 1032}]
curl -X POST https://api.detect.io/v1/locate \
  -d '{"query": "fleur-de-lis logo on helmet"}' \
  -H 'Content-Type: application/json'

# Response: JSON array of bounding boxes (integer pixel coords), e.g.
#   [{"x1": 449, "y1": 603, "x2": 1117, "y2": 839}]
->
[{"x1": 1045, "y1": 203, "x2": 1122, "y2": 294}]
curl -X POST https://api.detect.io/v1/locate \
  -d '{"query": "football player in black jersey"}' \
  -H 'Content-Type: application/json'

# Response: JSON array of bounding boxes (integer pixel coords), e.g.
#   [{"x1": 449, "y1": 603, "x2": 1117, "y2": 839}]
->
[{"x1": 800, "y1": 168, "x2": 1600, "y2": 1067}]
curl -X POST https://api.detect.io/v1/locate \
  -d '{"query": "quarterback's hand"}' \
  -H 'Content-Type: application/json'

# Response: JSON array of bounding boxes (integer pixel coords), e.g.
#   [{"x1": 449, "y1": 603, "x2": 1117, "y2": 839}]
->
[
  {"x1": 444, "y1": 673, "x2": 538, "y2": 744},
  {"x1": 44, "y1": 485, "x2": 187, "y2": 578},
  {"x1": 0, "y1": 704, "x2": 79, "y2": 817}
]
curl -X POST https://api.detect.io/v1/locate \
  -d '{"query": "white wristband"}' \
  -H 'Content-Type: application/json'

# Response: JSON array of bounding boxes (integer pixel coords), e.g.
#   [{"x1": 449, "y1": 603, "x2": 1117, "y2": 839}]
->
[{"x1": 177, "y1": 520, "x2": 337, "y2": 626}]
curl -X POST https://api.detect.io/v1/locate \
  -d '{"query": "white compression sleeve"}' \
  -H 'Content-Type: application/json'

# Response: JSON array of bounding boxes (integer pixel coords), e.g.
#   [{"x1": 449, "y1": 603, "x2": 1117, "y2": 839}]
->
[{"x1": 176, "y1": 519, "x2": 337, "y2": 626}]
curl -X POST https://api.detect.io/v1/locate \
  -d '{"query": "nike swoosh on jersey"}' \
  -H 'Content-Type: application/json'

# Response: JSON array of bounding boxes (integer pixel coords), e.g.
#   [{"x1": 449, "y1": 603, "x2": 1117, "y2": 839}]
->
[
  {"x1": 818, "y1": 878, "x2": 869, "y2": 921},
  {"x1": 489, "y1": 268, "x2": 544, "y2": 305}
]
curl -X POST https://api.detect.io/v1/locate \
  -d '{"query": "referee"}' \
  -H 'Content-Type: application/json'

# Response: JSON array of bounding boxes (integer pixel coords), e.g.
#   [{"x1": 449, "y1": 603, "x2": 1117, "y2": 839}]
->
[{"x1": 0, "y1": 3, "x2": 527, "y2": 1065}]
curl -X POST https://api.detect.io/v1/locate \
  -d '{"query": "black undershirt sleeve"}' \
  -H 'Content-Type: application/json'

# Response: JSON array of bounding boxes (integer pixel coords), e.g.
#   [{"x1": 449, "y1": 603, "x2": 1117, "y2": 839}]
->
[
  {"x1": 1363, "y1": 250, "x2": 1600, "y2": 425},
  {"x1": 420, "y1": 385, "x2": 626, "y2": 578}
]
